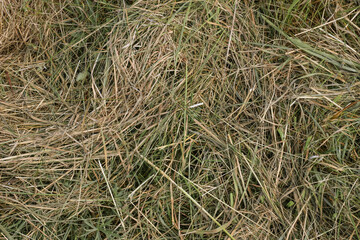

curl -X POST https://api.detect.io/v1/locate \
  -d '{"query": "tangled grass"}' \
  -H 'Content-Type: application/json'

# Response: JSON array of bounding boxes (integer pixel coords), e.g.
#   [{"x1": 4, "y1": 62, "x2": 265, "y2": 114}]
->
[{"x1": 1, "y1": 0, "x2": 360, "y2": 239}]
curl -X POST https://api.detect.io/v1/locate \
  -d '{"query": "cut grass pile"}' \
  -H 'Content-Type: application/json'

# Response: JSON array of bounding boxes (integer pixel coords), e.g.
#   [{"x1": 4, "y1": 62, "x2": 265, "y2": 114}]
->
[{"x1": 1, "y1": 0, "x2": 360, "y2": 239}]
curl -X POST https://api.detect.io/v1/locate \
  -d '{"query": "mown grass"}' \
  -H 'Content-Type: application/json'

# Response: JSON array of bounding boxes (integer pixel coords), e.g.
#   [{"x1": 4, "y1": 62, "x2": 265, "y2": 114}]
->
[{"x1": 0, "y1": 0, "x2": 359, "y2": 239}]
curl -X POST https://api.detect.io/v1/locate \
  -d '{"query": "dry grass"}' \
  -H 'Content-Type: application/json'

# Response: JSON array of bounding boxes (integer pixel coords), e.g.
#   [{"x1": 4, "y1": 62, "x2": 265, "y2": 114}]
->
[{"x1": 1, "y1": 0, "x2": 360, "y2": 239}]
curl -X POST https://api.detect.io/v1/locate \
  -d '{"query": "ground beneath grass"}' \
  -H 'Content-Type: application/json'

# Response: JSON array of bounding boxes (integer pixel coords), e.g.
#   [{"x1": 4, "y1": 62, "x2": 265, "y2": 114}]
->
[{"x1": 1, "y1": 1, "x2": 360, "y2": 239}]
